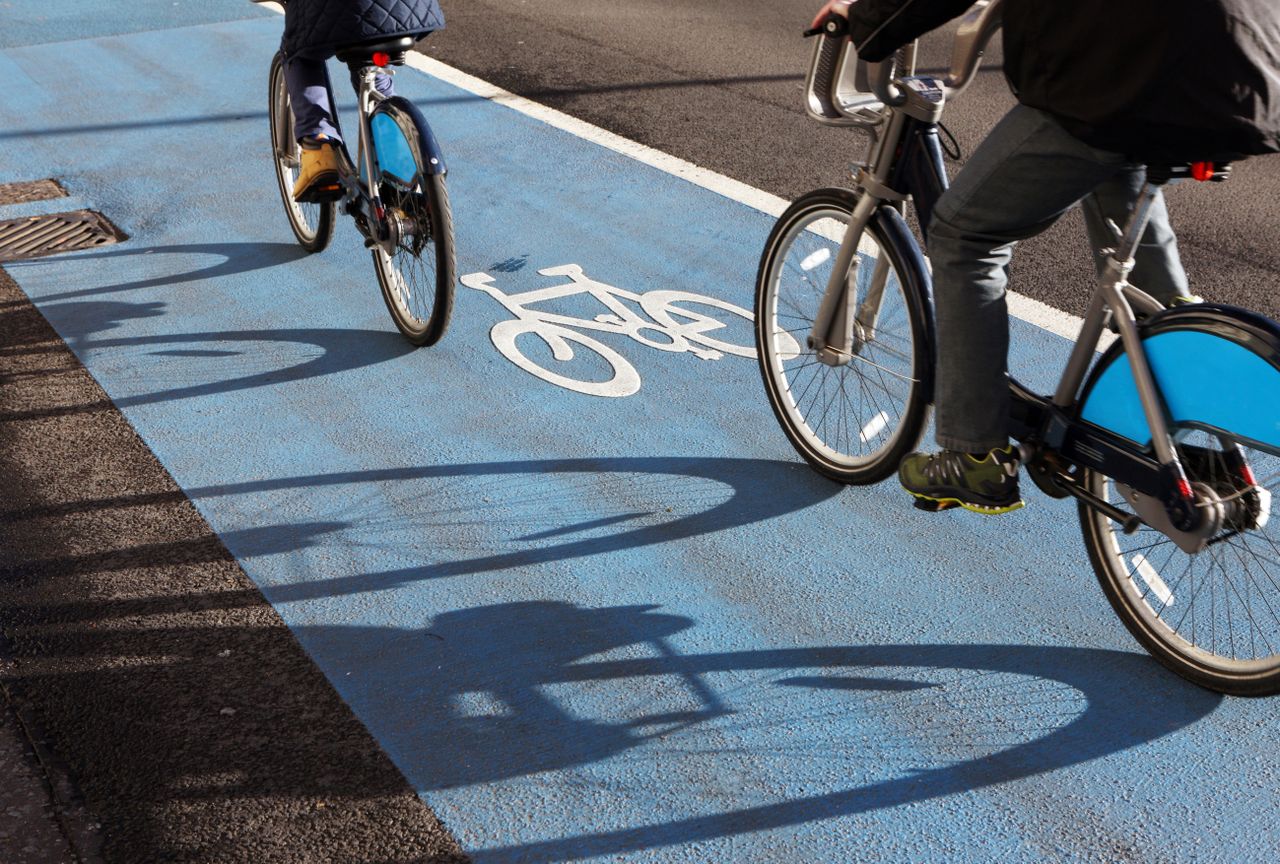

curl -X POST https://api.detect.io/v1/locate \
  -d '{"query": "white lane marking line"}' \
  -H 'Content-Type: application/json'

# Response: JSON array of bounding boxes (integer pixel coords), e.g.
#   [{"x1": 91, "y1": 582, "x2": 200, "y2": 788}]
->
[
  {"x1": 859, "y1": 411, "x2": 889, "y2": 443},
  {"x1": 800, "y1": 248, "x2": 831, "y2": 271},
  {"x1": 1132, "y1": 554, "x2": 1175, "y2": 608},
  {"x1": 262, "y1": 2, "x2": 1089, "y2": 344}
]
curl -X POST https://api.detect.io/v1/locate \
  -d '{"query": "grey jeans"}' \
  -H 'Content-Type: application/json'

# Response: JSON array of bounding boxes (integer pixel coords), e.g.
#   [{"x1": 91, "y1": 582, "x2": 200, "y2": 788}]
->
[{"x1": 927, "y1": 104, "x2": 1189, "y2": 453}]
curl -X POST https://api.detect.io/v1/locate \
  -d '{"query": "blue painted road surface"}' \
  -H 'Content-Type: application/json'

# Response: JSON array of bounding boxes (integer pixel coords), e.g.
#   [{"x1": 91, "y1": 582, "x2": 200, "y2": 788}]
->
[{"x1": 2, "y1": 2, "x2": 1277, "y2": 861}]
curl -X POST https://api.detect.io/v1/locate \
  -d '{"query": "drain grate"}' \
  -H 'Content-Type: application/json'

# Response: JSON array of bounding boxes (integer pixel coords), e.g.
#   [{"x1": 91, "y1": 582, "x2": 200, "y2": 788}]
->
[
  {"x1": 0, "y1": 210, "x2": 126, "y2": 262},
  {"x1": 0, "y1": 178, "x2": 68, "y2": 207}
]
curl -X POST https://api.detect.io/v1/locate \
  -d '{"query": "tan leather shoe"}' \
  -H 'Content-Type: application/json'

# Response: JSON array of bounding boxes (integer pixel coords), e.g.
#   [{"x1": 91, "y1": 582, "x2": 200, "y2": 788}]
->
[{"x1": 293, "y1": 138, "x2": 343, "y2": 203}]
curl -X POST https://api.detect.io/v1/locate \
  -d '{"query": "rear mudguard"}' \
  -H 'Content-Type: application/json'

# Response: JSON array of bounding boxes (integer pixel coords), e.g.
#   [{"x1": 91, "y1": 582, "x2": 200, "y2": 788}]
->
[
  {"x1": 370, "y1": 95, "x2": 447, "y2": 179},
  {"x1": 1079, "y1": 304, "x2": 1280, "y2": 453}
]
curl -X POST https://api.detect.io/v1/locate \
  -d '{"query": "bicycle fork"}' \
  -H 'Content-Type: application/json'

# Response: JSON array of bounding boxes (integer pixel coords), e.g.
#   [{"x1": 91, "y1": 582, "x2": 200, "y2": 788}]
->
[{"x1": 807, "y1": 185, "x2": 896, "y2": 366}]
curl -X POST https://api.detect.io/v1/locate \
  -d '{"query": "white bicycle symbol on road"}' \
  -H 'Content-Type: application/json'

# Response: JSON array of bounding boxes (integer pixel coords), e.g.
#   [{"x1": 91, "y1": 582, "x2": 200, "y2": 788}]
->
[{"x1": 462, "y1": 264, "x2": 799, "y2": 397}]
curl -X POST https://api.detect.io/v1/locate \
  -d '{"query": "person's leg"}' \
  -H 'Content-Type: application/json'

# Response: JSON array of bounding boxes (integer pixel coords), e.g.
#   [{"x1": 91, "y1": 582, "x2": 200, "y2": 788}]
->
[
  {"x1": 1081, "y1": 172, "x2": 1189, "y2": 305},
  {"x1": 282, "y1": 50, "x2": 344, "y2": 202},
  {"x1": 926, "y1": 105, "x2": 1135, "y2": 453},
  {"x1": 284, "y1": 53, "x2": 342, "y2": 143}
]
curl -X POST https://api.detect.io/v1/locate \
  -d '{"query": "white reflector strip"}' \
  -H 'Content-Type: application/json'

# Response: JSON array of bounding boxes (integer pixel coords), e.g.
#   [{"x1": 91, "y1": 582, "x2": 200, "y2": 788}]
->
[
  {"x1": 800, "y1": 248, "x2": 831, "y2": 271},
  {"x1": 1254, "y1": 487, "x2": 1272, "y2": 529},
  {"x1": 1132, "y1": 554, "x2": 1174, "y2": 607},
  {"x1": 859, "y1": 411, "x2": 890, "y2": 443}
]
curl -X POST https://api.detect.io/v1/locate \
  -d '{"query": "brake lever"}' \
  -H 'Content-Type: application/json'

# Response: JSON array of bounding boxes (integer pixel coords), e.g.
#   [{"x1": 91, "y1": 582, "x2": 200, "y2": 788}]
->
[{"x1": 803, "y1": 13, "x2": 850, "y2": 39}]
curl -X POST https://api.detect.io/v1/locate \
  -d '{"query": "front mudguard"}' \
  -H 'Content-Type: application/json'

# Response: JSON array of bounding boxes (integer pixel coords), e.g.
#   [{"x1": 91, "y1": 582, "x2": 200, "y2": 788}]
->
[{"x1": 873, "y1": 204, "x2": 938, "y2": 404}]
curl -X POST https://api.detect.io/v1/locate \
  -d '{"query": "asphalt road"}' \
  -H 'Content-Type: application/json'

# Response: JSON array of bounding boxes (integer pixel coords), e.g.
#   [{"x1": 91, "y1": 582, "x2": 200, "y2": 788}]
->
[
  {"x1": 4, "y1": 2, "x2": 1280, "y2": 861},
  {"x1": 421, "y1": 0, "x2": 1280, "y2": 320}
]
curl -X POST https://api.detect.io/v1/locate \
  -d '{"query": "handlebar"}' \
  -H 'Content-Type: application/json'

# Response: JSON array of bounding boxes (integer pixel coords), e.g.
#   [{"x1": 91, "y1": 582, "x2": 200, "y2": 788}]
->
[{"x1": 803, "y1": 0, "x2": 1002, "y2": 127}]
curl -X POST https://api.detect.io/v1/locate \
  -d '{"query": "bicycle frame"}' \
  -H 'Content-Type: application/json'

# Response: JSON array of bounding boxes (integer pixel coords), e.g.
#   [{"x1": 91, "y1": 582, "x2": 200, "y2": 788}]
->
[
  {"x1": 305, "y1": 59, "x2": 447, "y2": 254},
  {"x1": 800, "y1": 3, "x2": 1257, "y2": 548}
]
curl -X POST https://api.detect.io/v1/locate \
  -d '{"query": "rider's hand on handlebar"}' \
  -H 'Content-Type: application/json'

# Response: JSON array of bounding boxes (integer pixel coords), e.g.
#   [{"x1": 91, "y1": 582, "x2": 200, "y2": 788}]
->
[{"x1": 809, "y1": 0, "x2": 856, "y2": 32}]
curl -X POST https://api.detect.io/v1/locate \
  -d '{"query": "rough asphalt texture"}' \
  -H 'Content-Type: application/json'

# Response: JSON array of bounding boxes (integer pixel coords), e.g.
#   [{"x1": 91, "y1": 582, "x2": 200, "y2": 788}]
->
[
  {"x1": 0, "y1": 266, "x2": 467, "y2": 862},
  {"x1": 0, "y1": 698, "x2": 78, "y2": 864},
  {"x1": 420, "y1": 0, "x2": 1280, "y2": 321}
]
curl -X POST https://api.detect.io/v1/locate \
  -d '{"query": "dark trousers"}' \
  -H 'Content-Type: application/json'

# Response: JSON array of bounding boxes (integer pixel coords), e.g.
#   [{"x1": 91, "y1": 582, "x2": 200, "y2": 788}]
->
[{"x1": 282, "y1": 51, "x2": 394, "y2": 143}]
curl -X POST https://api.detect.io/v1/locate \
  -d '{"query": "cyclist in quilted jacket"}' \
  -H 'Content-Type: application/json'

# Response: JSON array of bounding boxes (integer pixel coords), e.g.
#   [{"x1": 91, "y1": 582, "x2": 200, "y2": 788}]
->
[
  {"x1": 811, "y1": 0, "x2": 1280, "y2": 515},
  {"x1": 281, "y1": 0, "x2": 445, "y2": 202}
]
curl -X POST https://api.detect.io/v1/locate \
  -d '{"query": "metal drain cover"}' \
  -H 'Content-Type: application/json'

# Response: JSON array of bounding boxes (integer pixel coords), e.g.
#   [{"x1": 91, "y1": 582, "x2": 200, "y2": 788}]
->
[
  {"x1": 0, "y1": 178, "x2": 67, "y2": 206},
  {"x1": 0, "y1": 210, "x2": 126, "y2": 262}
]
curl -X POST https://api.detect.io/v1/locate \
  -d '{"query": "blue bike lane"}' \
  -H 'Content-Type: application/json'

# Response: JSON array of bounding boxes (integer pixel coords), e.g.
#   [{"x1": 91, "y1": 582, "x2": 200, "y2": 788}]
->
[{"x1": 1, "y1": 3, "x2": 1274, "y2": 861}]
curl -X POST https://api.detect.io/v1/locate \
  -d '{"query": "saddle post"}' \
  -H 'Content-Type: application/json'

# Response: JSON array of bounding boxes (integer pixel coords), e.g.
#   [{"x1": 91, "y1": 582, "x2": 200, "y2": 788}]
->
[{"x1": 354, "y1": 66, "x2": 386, "y2": 224}]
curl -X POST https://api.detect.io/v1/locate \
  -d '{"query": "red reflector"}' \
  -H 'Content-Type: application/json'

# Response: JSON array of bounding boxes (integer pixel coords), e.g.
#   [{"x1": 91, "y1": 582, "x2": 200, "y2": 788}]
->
[
  {"x1": 1177, "y1": 477, "x2": 1195, "y2": 499},
  {"x1": 372, "y1": 52, "x2": 390, "y2": 67},
  {"x1": 1241, "y1": 464, "x2": 1259, "y2": 486},
  {"x1": 1191, "y1": 162, "x2": 1215, "y2": 181}
]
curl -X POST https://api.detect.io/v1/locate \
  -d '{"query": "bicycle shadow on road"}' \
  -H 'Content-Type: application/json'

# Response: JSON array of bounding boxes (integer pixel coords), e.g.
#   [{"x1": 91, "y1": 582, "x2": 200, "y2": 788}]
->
[
  {"x1": 187, "y1": 456, "x2": 846, "y2": 602},
  {"x1": 4, "y1": 456, "x2": 845, "y2": 601},
  {"x1": 294, "y1": 601, "x2": 1221, "y2": 863},
  {"x1": 0, "y1": 593, "x2": 1221, "y2": 861},
  {"x1": 2, "y1": 242, "x2": 311, "y2": 305},
  {"x1": 0, "y1": 308, "x2": 414, "y2": 422}
]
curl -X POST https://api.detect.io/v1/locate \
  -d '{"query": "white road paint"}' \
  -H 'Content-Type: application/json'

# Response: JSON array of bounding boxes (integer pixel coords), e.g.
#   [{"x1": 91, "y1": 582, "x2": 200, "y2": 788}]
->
[
  {"x1": 800, "y1": 248, "x2": 832, "y2": 271},
  {"x1": 462, "y1": 264, "x2": 785, "y2": 397}
]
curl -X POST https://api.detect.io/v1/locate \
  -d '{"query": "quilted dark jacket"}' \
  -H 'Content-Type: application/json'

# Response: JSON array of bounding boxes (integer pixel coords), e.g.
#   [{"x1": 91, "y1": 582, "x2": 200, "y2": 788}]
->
[
  {"x1": 846, "y1": 0, "x2": 1280, "y2": 163},
  {"x1": 282, "y1": 0, "x2": 444, "y2": 59}
]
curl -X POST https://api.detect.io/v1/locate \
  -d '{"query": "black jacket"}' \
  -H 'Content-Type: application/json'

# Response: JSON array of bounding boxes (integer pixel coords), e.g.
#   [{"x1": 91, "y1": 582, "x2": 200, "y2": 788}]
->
[
  {"x1": 847, "y1": 0, "x2": 1280, "y2": 162},
  {"x1": 283, "y1": 0, "x2": 444, "y2": 59}
]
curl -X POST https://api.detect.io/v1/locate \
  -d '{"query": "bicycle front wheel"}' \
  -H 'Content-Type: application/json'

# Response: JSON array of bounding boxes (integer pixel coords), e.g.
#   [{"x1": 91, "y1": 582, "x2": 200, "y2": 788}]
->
[
  {"x1": 755, "y1": 188, "x2": 930, "y2": 484},
  {"x1": 368, "y1": 97, "x2": 456, "y2": 346},
  {"x1": 268, "y1": 52, "x2": 335, "y2": 253}
]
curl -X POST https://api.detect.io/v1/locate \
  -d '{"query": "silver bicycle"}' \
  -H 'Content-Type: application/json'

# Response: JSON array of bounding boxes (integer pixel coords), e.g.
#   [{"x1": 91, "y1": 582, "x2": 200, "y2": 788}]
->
[
  {"x1": 756, "y1": 1, "x2": 1280, "y2": 695},
  {"x1": 268, "y1": 33, "x2": 456, "y2": 346}
]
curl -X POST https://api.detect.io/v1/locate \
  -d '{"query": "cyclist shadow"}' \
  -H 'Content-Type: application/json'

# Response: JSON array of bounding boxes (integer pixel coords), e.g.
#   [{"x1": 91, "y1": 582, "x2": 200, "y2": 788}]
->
[
  {"x1": 180, "y1": 456, "x2": 844, "y2": 602},
  {"x1": 2, "y1": 241, "x2": 311, "y2": 305},
  {"x1": 0, "y1": 301, "x2": 414, "y2": 421},
  {"x1": 315, "y1": 600, "x2": 1221, "y2": 862}
]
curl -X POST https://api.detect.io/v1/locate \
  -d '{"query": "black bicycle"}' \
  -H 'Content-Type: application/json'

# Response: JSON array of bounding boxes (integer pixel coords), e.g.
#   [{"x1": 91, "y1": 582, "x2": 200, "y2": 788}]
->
[
  {"x1": 755, "y1": 1, "x2": 1280, "y2": 695},
  {"x1": 268, "y1": 34, "x2": 455, "y2": 345}
]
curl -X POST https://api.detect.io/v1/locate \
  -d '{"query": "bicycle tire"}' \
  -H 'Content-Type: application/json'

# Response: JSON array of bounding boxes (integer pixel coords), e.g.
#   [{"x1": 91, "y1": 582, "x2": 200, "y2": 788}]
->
[
  {"x1": 1078, "y1": 310, "x2": 1280, "y2": 695},
  {"x1": 755, "y1": 188, "x2": 931, "y2": 484},
  {"x1": 268, "y1": 52, "x2": 335, "y2": 254},
  {"x1": 368, "y1": 96, "x2": 455, "y2": 346}
]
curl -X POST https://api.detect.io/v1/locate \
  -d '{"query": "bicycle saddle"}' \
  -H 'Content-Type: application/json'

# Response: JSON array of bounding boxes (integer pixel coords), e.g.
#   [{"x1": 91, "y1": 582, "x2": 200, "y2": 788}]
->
[{"x1": 334, "y1": 35, "x2": 419, "y2": 67}]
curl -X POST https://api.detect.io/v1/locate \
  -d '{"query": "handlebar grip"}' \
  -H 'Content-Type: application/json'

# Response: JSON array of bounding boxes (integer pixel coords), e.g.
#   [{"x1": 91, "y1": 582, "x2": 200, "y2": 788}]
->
[{"x1": 809, "y1": 31, "x2": 845, "y2": 119}]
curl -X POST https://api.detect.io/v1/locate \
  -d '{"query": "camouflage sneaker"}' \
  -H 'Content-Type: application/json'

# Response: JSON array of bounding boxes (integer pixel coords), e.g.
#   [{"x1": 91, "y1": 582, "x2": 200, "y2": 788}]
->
[{"x1": 898, "y1": 446, "x2": 1025, "y2": 515}]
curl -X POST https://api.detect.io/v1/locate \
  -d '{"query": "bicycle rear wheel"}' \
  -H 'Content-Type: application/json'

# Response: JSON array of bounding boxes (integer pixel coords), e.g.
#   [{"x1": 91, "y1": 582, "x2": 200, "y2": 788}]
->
[
  {"x1": 1079, "y1": 312, "x2": 1280, "y2": 694},
  {"x1": 268, "y1": 52, "x2": 335, "y2": 253},
  {"x1": 755, "y1": 188, "x2": 931, "y2": 484},
  {"x1": 368, "y1": 97, "x2": 456, "y2": 346},
  {"x1": 1082, "y1": 437, "x2": 1280, "y2": 695}
]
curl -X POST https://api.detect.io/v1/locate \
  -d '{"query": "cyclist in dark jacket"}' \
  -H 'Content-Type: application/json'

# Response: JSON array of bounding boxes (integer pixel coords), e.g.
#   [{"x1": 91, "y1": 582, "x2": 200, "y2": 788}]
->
[
  {"x1": 283, "y1": 0, "x2": 445, "y2": 202},
  {"x1": 813, "y1": 0, "x2": 1280, "y2": 514}
]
